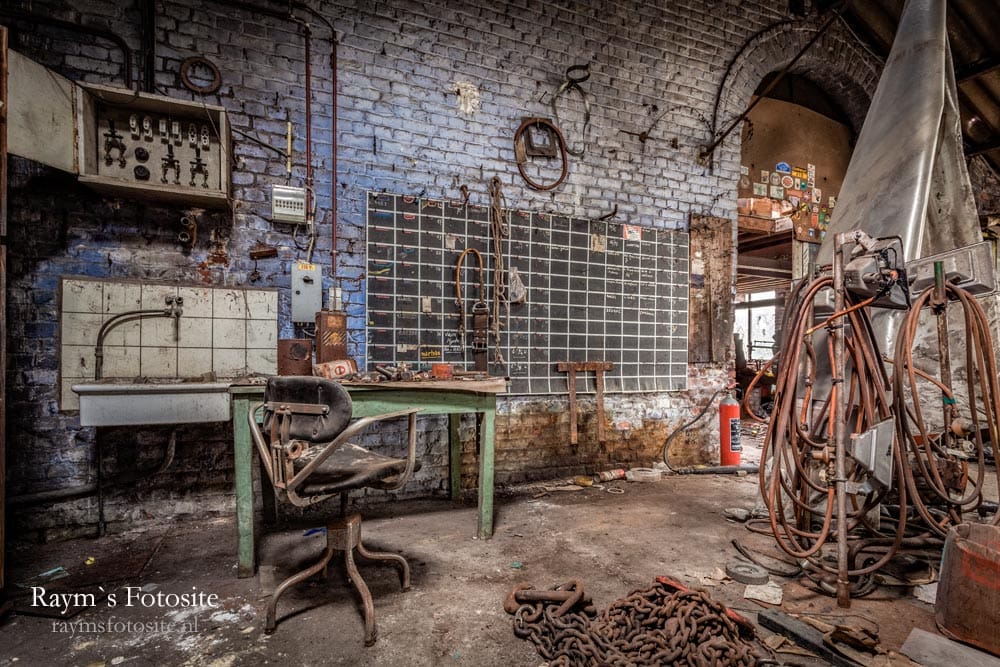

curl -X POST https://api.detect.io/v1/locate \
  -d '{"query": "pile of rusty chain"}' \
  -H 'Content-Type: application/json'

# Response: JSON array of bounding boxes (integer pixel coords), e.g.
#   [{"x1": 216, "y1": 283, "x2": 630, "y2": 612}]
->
[{"x1": 504, "y1": 578, "x2": 760, "y2": 666}]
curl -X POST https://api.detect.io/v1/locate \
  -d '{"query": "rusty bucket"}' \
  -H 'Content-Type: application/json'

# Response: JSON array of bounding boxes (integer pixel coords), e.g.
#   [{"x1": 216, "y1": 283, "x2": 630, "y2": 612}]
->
[{"x1": 935, "y1": 523, "x2": 1000, "y2": 657}]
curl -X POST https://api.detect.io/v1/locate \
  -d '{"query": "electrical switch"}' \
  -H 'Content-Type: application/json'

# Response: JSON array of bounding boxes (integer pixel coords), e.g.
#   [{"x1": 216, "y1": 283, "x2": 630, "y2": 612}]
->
[{"x1": 291, "y1": 262, "x2": 323, "y2": 323}]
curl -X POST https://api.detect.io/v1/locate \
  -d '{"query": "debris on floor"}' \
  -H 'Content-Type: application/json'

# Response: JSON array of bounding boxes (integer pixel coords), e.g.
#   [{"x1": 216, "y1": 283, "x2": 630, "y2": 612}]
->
[
  {"x1": 743, "y1": 581, "x2": 783, "y2": 605},
  {"x1": 901, "y1": 627, "x2": 1000, "y2": 667},
  {"x1": 726, "y1": 561, "x2": 768, "y2": 585},
  {"x1": 913, "y1": 582, "x2": 937, "y2": 604},
  {"x1": 723, "y1": 507, "x2": 752, "y2": 522}
]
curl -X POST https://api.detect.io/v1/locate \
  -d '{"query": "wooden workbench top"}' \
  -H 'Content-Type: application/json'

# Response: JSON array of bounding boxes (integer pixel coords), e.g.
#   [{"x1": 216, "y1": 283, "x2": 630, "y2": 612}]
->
[
  {"x1": 229, "y1": 377, "x2": 509, "y2": 395},
  {"x1": 342, "y1": 378, "x2": 508, "y2": 394}
]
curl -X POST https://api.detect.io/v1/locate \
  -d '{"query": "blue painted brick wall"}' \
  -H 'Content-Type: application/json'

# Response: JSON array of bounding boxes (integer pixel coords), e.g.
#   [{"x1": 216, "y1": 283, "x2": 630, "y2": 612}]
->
[{"x1": 0, "y1": 0, "x2": 933, "y2": 538}]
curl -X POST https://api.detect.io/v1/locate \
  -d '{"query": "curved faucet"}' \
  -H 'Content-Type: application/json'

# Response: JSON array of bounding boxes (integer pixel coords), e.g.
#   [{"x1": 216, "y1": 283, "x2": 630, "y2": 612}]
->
[{"x1": 94, "y1": 296, "x2": 184, "y2": 379}]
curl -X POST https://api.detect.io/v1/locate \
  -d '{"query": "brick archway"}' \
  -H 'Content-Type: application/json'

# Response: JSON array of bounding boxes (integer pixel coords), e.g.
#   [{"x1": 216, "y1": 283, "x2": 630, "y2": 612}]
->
[{"x1": 709, "y1": 18, "x2": 882, "y2": 171}]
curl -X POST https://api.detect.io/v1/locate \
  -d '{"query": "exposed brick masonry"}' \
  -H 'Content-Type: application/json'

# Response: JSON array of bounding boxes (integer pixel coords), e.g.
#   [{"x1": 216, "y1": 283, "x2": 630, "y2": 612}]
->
[{"x1": 4, "y1": 0, "x2": 897, "y2": 538}]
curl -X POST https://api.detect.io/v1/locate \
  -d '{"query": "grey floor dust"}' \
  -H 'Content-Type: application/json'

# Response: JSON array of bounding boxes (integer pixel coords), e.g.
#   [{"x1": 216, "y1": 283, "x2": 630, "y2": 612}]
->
[{"x1": 0, "y1": 468, "x2": 951, "y2": 666}]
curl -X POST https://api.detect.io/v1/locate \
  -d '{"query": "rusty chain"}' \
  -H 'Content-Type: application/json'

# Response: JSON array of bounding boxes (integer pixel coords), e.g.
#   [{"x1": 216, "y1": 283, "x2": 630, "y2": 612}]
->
[{"x1": 506, "y1": 579, "x2": 761, "y2": 666}]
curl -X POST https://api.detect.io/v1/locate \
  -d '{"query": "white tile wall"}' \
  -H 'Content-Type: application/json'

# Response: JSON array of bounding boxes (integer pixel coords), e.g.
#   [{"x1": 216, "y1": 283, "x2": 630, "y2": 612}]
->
[
  {"x1": 213, "y1": 318, "x2": 246, "y2": 349},
  {"x1": 213, "y1": 349, "x2": 246, "y2": 376},
  {"x1": 59, "y1": 278, "x2": 279, "y2": 411}
]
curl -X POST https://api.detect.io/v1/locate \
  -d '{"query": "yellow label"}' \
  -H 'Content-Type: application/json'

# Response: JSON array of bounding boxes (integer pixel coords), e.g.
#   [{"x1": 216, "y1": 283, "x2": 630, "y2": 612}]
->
[{"x1": 297, "y1": 262, "x2": 316, "y2": 271}]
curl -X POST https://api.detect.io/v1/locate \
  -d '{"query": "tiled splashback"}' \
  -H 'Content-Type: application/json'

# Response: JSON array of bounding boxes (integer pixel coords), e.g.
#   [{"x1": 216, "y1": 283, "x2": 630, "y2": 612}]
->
[{"x1": 60, "y1": 278, "x2": 278, "y2": 411}]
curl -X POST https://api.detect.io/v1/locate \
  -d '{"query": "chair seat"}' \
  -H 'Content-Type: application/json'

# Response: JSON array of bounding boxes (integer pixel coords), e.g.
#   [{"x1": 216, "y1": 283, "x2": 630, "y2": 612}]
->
[{"x1": 293, "y1": 442, "x2": 421, "y2": 496}]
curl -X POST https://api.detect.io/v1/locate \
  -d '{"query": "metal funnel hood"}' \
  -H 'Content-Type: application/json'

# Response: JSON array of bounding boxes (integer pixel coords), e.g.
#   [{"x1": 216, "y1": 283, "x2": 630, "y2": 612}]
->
[{"x1": 817, "y1": 0, "x2": 980, "y2": 269}]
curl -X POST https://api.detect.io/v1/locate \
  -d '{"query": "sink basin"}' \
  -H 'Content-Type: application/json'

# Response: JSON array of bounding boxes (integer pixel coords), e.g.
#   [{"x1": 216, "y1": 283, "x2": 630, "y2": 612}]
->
[{"x1": 72, "y1": 381, "x2": 232, "y2": 426}]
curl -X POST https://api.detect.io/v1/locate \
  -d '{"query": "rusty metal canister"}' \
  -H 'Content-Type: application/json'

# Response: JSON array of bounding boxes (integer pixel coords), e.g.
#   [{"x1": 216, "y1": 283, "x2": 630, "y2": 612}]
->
[
  {"x1": 277, "y1": 339, "x2": 313, "y2": 375},
  {"x1": 935, "y1": 523, "x2": 1000, "y2": 657},
  {"x1": 316, "y1": 309, "x2": 348, "y2": 363}
]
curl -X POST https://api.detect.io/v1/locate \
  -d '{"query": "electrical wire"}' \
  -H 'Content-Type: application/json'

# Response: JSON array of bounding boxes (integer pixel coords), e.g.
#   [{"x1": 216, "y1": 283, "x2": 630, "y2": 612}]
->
[{"x1": 661, "y1": 387, "x2": 730, "y2": 472}]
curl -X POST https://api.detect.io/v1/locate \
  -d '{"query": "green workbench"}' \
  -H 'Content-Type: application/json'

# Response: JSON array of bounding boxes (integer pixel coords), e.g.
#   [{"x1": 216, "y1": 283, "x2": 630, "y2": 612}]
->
[{"x1": 230, "y1": 378, "x2": 508, "y2": 577}]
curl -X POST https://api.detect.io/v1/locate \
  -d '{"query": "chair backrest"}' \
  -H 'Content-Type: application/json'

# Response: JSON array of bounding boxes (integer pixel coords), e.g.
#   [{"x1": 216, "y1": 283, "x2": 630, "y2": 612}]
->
[{"x1": 262, "y1": 376, "x2": 353, "y2": 443}]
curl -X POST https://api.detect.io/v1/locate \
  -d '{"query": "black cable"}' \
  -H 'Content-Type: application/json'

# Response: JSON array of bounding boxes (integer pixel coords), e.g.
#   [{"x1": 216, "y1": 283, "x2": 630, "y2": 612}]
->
[{"x1": 661, "y1": 388, "x2": 728, "y2": 471}]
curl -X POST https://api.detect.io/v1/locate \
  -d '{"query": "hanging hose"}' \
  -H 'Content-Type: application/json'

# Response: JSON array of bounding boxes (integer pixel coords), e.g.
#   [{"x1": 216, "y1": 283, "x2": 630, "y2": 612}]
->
[
  {"x1": 758, "y1": 273, "x2": 912, "y2": 591},
  {"x1": 892, "y1": 279, "x2": 1000, "y2": 537}
]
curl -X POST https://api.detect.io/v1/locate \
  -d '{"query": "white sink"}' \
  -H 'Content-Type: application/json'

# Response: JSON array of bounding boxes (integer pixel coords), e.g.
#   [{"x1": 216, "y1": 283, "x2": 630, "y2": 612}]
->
[{"x1": 72, "y1": 380, "x2": 232, "y2": 426}]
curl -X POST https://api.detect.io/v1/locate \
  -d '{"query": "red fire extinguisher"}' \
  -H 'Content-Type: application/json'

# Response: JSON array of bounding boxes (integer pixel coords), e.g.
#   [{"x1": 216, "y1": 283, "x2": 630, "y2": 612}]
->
[{"x1": 719, "y1": 391, "x2": 741, "y2": 466}]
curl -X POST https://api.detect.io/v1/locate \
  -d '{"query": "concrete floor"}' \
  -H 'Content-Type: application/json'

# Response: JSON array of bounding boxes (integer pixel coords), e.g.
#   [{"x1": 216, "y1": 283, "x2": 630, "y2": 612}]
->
[{"x1": 2, "y1": 458, "x2": 962, "y2": 667}]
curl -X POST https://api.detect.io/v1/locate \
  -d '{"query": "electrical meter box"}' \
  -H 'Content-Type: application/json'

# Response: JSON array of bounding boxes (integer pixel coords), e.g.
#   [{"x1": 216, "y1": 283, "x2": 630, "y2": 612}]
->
[
  {"x1": 7, "y1": 50, "x2": 231, "y2": 209},
  {"x1": 291, "y1": 262, "x2": 323, "y2": 323},
  {"x1": 271, "y1": 185, "x2": 308, "y2": 223}
]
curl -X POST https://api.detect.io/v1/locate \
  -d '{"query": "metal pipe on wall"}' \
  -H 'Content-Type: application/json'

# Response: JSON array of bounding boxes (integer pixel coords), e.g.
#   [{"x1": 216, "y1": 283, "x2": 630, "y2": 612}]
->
[{"x1": 205, "y1": 0, "x2": 338, "y2": 280}]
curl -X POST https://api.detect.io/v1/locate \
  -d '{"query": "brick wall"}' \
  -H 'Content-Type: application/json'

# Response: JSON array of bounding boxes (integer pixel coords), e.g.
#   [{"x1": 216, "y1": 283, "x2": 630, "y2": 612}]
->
[{"x1": 4, "y1": 0, "x2": 891, "y2": 538}]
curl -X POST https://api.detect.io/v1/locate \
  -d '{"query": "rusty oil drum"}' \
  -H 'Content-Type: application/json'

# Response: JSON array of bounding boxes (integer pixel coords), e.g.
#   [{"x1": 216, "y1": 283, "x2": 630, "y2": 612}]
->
[{"x1": 935, "y1": 523, "x2": 1000, "y2": 657}]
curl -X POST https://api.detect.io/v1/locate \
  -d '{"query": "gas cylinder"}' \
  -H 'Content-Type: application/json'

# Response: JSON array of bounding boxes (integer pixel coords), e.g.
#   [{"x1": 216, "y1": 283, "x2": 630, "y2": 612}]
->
[{"x1": 719, "y1": 392, "x2": 742, "y2": 466}]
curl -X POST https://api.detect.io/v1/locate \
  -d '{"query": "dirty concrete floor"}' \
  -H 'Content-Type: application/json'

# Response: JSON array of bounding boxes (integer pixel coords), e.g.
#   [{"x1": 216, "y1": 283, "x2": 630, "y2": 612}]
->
[{"x1": 0, "y1": 468, "x2": 959, "y2": 666}]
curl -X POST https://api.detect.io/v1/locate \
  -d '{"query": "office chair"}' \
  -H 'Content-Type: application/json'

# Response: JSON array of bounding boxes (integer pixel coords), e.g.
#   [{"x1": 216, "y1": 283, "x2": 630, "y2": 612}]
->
[{"x1": 248, "y1": 376, "x2": 420, "y2": 645}]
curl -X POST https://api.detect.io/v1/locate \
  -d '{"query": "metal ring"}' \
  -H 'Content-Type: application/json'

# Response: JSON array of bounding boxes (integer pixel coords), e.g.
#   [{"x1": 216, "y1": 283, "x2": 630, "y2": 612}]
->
[
  {"x1": 179, "y1": 56, "x2": 222, "y2": 95},
  {"x1": 565, "y1": 64, "x2": 590, "y2": 84},
  {"x1": 513, "y1": 117, "x2": 568, "y2": 191}
]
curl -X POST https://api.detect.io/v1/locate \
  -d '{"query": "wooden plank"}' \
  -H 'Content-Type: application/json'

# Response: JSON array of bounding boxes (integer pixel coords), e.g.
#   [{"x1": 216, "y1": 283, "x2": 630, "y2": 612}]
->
[
  {"x1": 477, "y1": 398, "x2": 497, "y2": 538},
  {"x1": 232, "y1": 394, "x2": 256, "y2": 578},
  {"x1": 1, "y1": 25, "x2": 8, "y2": 594},
  {"x1": 901, "y1": 628, "x2": 1000, "y2": 667},
  {"x1": 758, "y1": 609, "x2": 861, "y2": 667},
  {"x1": 738, "y1": 214, "x2": 775, "y2": 234},
  {"x1": 555, "y1": 361, "x2": 612, "y2": 372},
  {"x1": 689, "y1": 215, "x2": 734, "y2": 365},
  {"x1": 342, "y1": 378, "x2": 508, "y2": 394},
  {"x1": 1, "y1": 25, "x2": 7, "y2": 237}
]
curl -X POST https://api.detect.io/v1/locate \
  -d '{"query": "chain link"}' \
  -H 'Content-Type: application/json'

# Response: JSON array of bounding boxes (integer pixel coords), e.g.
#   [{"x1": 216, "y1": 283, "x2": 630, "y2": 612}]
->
[{"x1": 507, "y1": 580, "x2": 760, "y2": 666}]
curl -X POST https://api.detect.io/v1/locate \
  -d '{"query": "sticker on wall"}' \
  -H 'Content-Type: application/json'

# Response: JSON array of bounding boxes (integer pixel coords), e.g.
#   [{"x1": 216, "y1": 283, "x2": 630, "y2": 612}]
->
[
  {"x1": 780, "y1": 175, "x2": 794, "y2": 189},
  {"x1": 591, "y1": 233, "x2": 607, "y2": 252},
  {"x1": 828, "y1": 196, "x2": 837, "y2": 208},
  {"x1": 770, "y1": 172, "x2": 781, "y2": 186},
  {"x1": 739, "y1": 174, "x2": 751, "y2": 189},
  {"x1": 813, "y1": 188, "x2": 822, "y2": 201},
  {"x1": 769, "y1": 185, "x2": 784, "y2": 199},
  {"x1": 420, "y1": 346, "x2": 442, "y2": 360},
  {"x1": 622, "y1": 225, "x2": 642, "y2": 241},
  {"x1": 807, "y1": 163, "x2": 816, "y2": 188},
  {"x1": 794, "y1": 178, "x2": 804, "y2": 190},
  {"x1": 792, "y1": 166, "x2": 808, "y2": 180},
  {"x1": 775, "y1": 162, "x2": 792, "y2": 174},
  {"x1": 760, "y1": 170, "x2": 770, "y2": 183},
  {"x1": 740, "y1": 165, "x2": 749, "y2": 175},
  {"x1": 752, "y1": 182, "x2": 767, "y2": 197}
]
